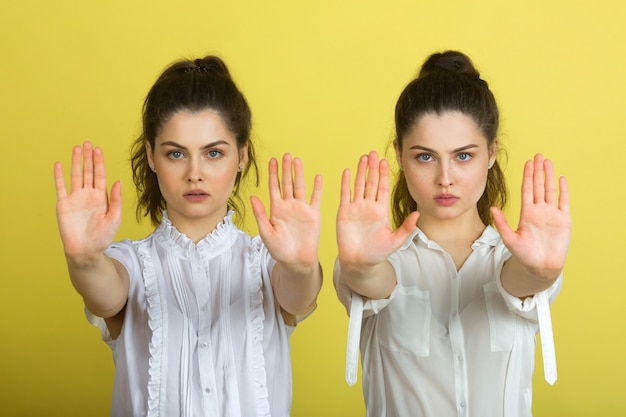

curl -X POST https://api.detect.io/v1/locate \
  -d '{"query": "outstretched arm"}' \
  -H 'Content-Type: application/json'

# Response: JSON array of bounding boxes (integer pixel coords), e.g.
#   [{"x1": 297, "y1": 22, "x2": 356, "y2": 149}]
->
[
  {"x1": 336, "y1": 151, "x2": 419, "y2": 300},
  {"x1": 54, "y1": 142, "x2": 129, "y2": 320},
  {"x1": 250, "y1": 154, "x2": 323, "y2": 317},
  {"x1": 492, "y1": 154, "x2": 571, "y2": 298}
]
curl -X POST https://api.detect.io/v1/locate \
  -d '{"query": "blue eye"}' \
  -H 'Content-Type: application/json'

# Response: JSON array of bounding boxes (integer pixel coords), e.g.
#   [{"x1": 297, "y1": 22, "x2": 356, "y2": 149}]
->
[
  {"x1": 457, "y1": 152, "x2": 471, "y2": 161},
  {"x1": 207, "y1": 149, "x2": 223, "y2": 159},
  {"x1": 417, "y1": 153, "x2": 433, "y2": 162},
  {"x1": 167, "y1": 151, "x2": 184, "y2": 159}
]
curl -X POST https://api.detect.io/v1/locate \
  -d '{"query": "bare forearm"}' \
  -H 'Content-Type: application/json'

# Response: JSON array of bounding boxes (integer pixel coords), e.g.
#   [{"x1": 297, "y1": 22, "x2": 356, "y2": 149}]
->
[
  {"x1": 339, "y1": 260, "x2": 397, "y2": 300},
  {"x1": 272, "y1": 261, "x2": 323, "y2": 316},
  {"x1": 65, "y1": 253, "x2": 129, "y2": 318},
  {"x1": 500, "y1": 256, "x2": 562, "y2": 298}
]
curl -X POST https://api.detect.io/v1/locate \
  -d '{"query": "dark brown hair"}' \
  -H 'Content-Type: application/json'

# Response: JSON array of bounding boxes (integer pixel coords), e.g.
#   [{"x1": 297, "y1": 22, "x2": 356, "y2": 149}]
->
[
  {"x1": 391, "y1": 50, "x2": 507, "y2": 227},
  {"x1": 130, "y1": 55, "x2": 259, "y2": 226}
]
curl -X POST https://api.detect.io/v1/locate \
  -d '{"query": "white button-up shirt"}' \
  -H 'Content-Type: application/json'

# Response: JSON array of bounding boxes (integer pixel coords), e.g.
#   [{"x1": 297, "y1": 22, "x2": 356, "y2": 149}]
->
[
  {"x1": 335, "y1": 226, "x2": 561, "y2": 417},
  {"x1": 88, "y1": 212, "x2": 296, "y2": 417}
]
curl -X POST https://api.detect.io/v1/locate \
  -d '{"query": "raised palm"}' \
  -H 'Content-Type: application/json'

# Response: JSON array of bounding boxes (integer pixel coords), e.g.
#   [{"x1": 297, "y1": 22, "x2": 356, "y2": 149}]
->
[
  {"x1": 54, "y1": 142, "x2": 122, "y2": 260},
  {"x1": 250, "y1": 154, "x2": 322, "y2": 268},
  {"x1": 336, "y1": 151, "x2": 419, "y2": 270},
  {"x1": 491, "y1": 154, "x2": 571, "y2": 279}
]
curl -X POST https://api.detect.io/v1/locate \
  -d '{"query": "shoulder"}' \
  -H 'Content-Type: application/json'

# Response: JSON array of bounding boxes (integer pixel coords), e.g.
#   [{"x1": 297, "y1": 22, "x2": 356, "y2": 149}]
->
[
  {"x1": 104, "y1": 231, "x2": 159, "y2": 279},
  {"x1": 105, "y1": 239, "x2": 141, "y2": 263}
]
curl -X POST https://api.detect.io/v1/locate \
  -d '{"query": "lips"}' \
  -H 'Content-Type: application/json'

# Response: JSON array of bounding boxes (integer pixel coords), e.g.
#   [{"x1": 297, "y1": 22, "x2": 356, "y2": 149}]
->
[
  {"x1": 434, "y1": 193, "x2": 459, "y2": 207},
  {"x1": 184, "y1": 190, "x2": 209, "y2": 202}
]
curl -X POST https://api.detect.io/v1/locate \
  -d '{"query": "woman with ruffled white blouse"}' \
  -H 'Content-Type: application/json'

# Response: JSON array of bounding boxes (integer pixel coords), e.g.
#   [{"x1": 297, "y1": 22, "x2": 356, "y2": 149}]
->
[{"x1": 54, "y1": 55, "x2": 323, "y2": 417}]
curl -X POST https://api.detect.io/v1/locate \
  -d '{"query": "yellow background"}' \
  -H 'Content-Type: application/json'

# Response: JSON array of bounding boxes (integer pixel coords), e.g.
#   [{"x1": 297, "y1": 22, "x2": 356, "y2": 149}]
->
[{"x1": 1, "y1": 1, "x2": 624, "y2": 416}]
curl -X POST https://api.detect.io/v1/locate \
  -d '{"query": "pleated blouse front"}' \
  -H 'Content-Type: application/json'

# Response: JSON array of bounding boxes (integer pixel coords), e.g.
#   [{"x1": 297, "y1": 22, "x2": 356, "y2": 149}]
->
[{"x1": 89, "y1": 212, "x2": 294, "y2": 417}]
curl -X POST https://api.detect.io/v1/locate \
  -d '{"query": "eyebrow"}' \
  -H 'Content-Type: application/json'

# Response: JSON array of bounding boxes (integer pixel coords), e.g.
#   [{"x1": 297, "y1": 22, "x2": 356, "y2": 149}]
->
[
  {"x1": 159, "y1": 140, "x2": 231, "y2": 151},
  {"x1": 408, "y1": 144, "x2": 480, "y2": 154}
]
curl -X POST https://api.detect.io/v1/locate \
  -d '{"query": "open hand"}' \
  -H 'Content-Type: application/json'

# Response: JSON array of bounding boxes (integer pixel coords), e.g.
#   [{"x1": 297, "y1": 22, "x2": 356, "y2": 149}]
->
[
  {"x1": 336, "y1": 151, "x2": 419, "y2": 271},
  {"x1": 491, "y1": 154, "x2": 571, "y2": 280},
  {"x1": 54, "y1": 142, "x2": 122, "y2": 261},
  {"x1": 250, "y1": 154, "x2": 322, "y2": 270}
]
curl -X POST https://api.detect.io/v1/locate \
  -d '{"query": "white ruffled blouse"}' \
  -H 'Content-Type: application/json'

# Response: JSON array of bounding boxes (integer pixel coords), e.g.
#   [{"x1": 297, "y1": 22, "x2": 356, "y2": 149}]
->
[{"x1": 88, "y1": 211, "x2": 295, "y2": 417}]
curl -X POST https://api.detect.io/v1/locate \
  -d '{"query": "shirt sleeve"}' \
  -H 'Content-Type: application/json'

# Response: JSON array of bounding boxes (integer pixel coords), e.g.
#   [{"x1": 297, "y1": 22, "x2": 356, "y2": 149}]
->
[
  {"x1": 333, "y1": 257, "x2": 399, "y2": 386},
  {"x1": 493, "y1": 244, "x2": 563, "y2": 385},
  {"x1": 493, "y1": 240, "x2": 562, "y2": 321},
  {"x1": 84, "y1": 241, "x2": 138, "y2": 342},
  {"x1": 333, "y1": 257, "x2": 398, "y2": 318}
]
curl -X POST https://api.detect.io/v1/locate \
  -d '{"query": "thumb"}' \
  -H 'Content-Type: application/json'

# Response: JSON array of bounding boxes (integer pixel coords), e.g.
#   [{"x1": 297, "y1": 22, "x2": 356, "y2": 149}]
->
[
  {"x1": 108, "y1": 180, "x2": 123, "y2": 225},
  {"x1": 490, "y1": 207, "x2": 515, "y2": 244},
  {"x1": 250, "y1": 196, "x2": 270, "y2": 233},
  {"x1": 391, "y1": 211, "x2": 419, "y2": 247}
]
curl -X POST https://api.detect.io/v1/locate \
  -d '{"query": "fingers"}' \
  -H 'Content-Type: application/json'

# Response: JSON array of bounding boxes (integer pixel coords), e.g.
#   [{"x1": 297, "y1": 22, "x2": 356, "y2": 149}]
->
[
  {"x1": 67, "y1": 141, "x2": 108, "y2": 193},
  {"x1": 522, "y1": 154, "x2": 564, "y2": 208},
  {"x1": 377, "y1": 159, "x2": 390, "y2": 203},
  {"x1": 309, "y1": 174, "x2": 323, "y2": 209},
  {"x1": 350, "y1": 151, "x2": 386, "y2": 202},
  {"x1": 93, "y1": 146, "x2": 108, "y2": 191},
  {"x1": 558, "y1": 176, "x2": 570, "y2": 214},
  {"x1": 70, "y1": 143, "x2": 85, "y2": 192},
  {"x1": 279, "y1": 153, "x2": 293, "y2": 199},
  {"x1": 340, "y1": 168, "x2": 352, "y2": 206},
  {"x1": 53, "y1": 161, "x2": 68, "y2": 200},
  {"x1": 268, "y1": 153, "x2": 321, "y2": 205},
  {"x1": 542, "y1": 158, "x2": 556, "y2": 207},
  {"x1": 291, "y1": 156, "x2": 307, "y2": 201},
  {"x1": 267, "y1": 157, "x2": 281, "y2": 203},
  {"x1": 363, "y1": 151, "x2": 380, "y2": 200},
  {"x1": 532, "y1": 154, "x2": 546, "y2": 203},
  {"x1": 353, "y1": 154, "x2": 369, "y2": 199}
]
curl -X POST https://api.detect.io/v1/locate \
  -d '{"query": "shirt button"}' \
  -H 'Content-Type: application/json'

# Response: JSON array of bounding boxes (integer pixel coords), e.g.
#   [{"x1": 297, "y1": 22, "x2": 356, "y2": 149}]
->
[
  {"x1": 200, "y1": 343, "x2": 207, "y2": 349},
  {"x1": 205, "y1": 387, "x2": 211, "y2": 394},
  {"x1": 457, "y1": 355, "x2": 463, "y2": 362},
  {"x1": 460, "y1": 401, "x2": 466, "y2": 408},
  {"x1": 201, "y1": 305, "x2": 208, "y2": 312}
]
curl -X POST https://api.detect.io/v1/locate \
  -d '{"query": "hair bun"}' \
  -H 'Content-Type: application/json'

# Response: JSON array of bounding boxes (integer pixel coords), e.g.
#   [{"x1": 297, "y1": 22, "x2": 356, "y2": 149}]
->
[
  {"x1": 182, "y1": 56, "x2": 232, "y2": 79},
  {"x1": 418, "y1": 50, "x2": 480, "y2": 79}
]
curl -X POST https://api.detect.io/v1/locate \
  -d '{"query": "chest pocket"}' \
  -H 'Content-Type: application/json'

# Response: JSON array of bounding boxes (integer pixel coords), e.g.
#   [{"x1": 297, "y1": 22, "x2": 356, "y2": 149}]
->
[
  {"x1": 375, "y1": 286, "x2": 431, "y2": 356},
  {"x1": 484, "y1": 281, "x2": 516, "y2": 352}
]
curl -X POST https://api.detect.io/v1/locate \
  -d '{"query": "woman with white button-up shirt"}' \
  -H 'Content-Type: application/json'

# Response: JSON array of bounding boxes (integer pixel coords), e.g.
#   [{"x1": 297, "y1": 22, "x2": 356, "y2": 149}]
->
[
  {"x1": 334, "y1": 50, "x2": 571, "y2": 417},
  {"x1": 54, "y1": 55, "x2": 323, "y2": 417}
]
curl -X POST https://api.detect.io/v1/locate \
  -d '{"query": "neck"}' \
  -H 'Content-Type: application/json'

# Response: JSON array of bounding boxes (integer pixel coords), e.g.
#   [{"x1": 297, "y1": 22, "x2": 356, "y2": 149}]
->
[{"x1": 417, "y1": 210, "x2": 486, "y2": 245}]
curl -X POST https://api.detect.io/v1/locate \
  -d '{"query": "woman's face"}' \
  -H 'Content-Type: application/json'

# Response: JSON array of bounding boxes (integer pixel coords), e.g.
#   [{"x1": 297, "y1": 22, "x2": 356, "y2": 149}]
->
[
  {"x1": 147, "y1": 109, "x2": 246, "y2": 240},
  {"x1": 395, "y1": 111, "x2": 496, "y2": 227}
]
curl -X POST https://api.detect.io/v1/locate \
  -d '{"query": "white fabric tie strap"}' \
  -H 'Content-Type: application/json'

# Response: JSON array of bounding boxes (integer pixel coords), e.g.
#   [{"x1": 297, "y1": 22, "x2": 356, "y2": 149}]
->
[
  {"x1": 345, "y1": 293, "x2": 364, "y2": 386},
  {"x1": 536, "y1": 290, "x2": 557, "y2": 385}
]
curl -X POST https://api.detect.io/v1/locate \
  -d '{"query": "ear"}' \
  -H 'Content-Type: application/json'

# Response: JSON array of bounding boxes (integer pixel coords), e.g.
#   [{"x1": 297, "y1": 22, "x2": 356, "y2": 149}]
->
[
  {"x1": 239, "y1": 143, "x2": 249, "y2": 168},
  {"x1": 145, "y1": 142, "x2": 155, "y2": 172},
  {"x1": 488, "y1": 139, "x2": 498, "y2": 166},
  {"x1": 393, "y1": 140, "x2": 402, "y2": 168}
]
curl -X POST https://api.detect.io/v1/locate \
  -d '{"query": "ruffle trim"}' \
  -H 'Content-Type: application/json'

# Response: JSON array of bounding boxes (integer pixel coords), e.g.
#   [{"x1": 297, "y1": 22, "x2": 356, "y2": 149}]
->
[
  {"x1": 157, "y1": 210, "x2": 238, "y2": 259},
  {"x1": 136, "y1": 237, "x2": 165, "y2": 417},
  {"x1": 133, "y1": 211, "x2": 270, "y2": 415},
  {"x1": 248, "y1": 237, "x2": 270, "y2": 416}
]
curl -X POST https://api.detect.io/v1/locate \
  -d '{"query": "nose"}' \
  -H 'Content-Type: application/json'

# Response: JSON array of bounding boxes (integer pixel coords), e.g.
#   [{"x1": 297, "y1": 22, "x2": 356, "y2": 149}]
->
[
  {"x1": 187, "y1": 160, "x2": 203, "y2": 182},
  {"x1": 437, "y1": 162, "x2": 452, "y2": 187}
]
